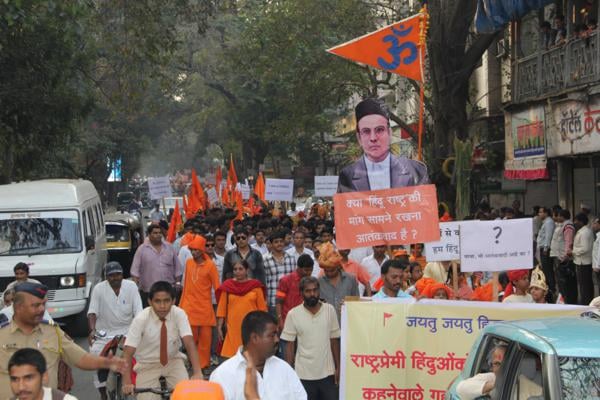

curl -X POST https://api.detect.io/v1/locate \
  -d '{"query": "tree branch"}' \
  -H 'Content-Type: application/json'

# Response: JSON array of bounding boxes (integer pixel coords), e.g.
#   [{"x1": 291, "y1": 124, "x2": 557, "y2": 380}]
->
[
  {"x1": 205, "y1": 82, "x2": 238, "y2": 105},
  {"x1": 460, "y1": 33, "x2": 499, "y2": 80}
]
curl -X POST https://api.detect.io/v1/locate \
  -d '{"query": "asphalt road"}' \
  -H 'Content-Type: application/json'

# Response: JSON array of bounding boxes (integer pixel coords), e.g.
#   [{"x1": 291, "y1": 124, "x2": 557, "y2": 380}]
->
[{"x1": 72, "y1": 335, "x2": 101, "y2": 400}]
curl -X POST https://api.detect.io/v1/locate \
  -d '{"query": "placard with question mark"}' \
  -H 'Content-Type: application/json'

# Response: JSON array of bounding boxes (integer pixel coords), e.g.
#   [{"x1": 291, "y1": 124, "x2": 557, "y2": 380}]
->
[{"x1": 459, "y1": 219, "x2": 534, "y2": 272}]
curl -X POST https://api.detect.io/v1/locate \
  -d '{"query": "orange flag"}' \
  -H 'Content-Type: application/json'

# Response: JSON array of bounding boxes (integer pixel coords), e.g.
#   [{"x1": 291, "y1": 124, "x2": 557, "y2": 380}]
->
[
  {"x1": 215, "y1": 167, "x2": 222, "y2": 201},
  {"x1": 234, "y1": 188, "x2": 243, "y2": 221},
  {"x1": 254, "y1": 172, "x2": 265, "y2": 201},
  {"x1": 222, "y1": 181, "x2": 230, "y2": 206},
  {"x1": 166, "y1": 201, "x2": 182, "y2": 243},
  {"x1": 327, "y1": 12, "x2": 425, "y2": 82},
  {"x1": 228, "y1": 154, "x2": 238, "y2": 189},
  {"x1": 191, "y1": 169, "x2": 206, "y2": 212}
]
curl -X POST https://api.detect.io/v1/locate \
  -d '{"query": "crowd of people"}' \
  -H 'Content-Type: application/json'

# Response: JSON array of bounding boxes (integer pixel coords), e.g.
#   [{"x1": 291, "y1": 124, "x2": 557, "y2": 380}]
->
[
  {"x1": 540, "y1": 14, "x2": 597, "y2": 50},
  {"x1": 2, "y1": 194, "x2": 600, "y2": 399}
]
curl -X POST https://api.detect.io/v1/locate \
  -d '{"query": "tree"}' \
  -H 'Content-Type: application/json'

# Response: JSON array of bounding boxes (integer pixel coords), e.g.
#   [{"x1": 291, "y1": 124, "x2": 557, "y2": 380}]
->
[
  {"x1": 427, "y1": 0, "x2": 498, "y2": 166},
  {"x1": 0, "y1": 1, "x2": 93, "y2": 183},
  {"x1": 175, "y1": 0, "x2": 375, "y2": 172}
]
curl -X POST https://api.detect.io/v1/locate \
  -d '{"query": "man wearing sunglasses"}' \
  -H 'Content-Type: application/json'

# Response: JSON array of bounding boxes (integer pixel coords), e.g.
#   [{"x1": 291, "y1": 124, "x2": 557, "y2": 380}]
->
[
  {"x1": 337, "y1": 98, "x2": 429, "y2": 193},
  {"x1": 222, "y1": 228, "x2": 266, "y2": 286}
]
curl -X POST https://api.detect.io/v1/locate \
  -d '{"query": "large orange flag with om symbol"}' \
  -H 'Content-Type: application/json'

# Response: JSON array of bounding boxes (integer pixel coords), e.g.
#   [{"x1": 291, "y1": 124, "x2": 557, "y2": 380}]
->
[{"x1": 327, "y1": 12, "x2": 425, "y2": 82}]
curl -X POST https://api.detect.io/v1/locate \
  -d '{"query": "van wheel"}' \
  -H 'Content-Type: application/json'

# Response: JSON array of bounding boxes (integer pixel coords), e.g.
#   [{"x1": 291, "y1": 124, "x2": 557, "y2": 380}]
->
[{"x1": 65, "y1": 301, "x2": 90, "y2": 338}]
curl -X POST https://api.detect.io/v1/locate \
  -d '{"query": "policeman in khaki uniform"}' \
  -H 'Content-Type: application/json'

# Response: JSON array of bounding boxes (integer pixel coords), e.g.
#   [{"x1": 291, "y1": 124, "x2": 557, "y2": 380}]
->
[{"x1": 0, "y1": 283, "x2": 127, "y2": 400}]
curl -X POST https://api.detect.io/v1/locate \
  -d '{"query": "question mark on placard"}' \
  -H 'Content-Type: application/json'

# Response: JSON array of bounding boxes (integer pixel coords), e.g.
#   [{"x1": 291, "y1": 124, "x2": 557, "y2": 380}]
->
[{"x1": 493, "y1": 226, "x2": 502, "y2": 244}]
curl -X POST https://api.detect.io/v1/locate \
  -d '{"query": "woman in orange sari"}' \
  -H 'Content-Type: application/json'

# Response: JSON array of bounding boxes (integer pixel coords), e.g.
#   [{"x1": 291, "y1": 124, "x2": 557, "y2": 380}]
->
[{"x1": 216, "y1": 260, "x2": 267, "y2": 358}]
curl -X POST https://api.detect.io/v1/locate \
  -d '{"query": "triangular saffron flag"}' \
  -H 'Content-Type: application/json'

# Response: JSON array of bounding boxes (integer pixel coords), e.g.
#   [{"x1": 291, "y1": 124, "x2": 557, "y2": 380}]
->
[
  {"x1": 228, "y1": 154, "x2": 238, "y2": 188},
  {"x1": 327, "y1": 13, "x2": 424, "y2": 82},
  {"x1": 255, "y1": 172, "x2": 265, "y2": 201},
  {"x1": 166, "y1": 201, "x2": 182, "y2": 243}
]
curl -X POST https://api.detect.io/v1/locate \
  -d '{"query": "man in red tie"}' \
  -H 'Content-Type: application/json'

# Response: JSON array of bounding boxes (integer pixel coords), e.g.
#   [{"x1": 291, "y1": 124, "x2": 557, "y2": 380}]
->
[{"x1": 122, "y1": 281, "x2": 203, "y2": 398}]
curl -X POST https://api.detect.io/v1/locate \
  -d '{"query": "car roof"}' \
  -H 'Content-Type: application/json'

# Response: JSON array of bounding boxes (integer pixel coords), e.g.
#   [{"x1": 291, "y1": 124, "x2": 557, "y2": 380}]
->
[
  {"x1": 484, "y1": 316, "x2": 600, "y2": 358},
  {"x1": 0, "y1": 179, "x2": 98, "y2": 210}
]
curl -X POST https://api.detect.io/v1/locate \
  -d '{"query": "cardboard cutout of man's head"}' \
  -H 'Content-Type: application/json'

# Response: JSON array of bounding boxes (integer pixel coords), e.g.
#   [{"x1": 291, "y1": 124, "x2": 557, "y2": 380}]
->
[{"x1": 355, "y1": 98, "x2": 392, "y2": 163}]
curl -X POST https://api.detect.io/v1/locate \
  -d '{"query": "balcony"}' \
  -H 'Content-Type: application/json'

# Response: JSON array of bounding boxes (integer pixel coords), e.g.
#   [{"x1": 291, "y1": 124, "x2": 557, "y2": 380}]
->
[{"x1": 514, "y1": 33, "x2": 600, "y2": 103}]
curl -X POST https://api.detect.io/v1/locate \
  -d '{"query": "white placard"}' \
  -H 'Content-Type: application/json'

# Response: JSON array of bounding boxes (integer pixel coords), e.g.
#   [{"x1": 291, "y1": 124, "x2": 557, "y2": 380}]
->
[
  {"x1": 147, "y1": 176, "x2": 172, "y2": 200},
  {"x1": 206, "y1": 187, "x2": 218, "y2": 205},
  {"x1": 424, "y1": 221, "x2": 461, "y2": 261},
  {"x1": 240, "y1": 184, "x2": 251, "y2": 200},
  {"x1": 314, "y1": 176, "x2": 339, "y2": 197},
  {"x1": 459, "y1": 219, "x2": 533, "y2": 272},
  {"x1": 265, "y1": 178, "x2": 294, "y2": 202}
]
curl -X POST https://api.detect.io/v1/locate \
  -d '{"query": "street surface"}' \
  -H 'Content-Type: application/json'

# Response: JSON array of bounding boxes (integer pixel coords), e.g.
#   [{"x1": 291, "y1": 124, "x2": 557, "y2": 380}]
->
[{"x1": 72, "y1": 335, "x2": 100, "y2": 400}]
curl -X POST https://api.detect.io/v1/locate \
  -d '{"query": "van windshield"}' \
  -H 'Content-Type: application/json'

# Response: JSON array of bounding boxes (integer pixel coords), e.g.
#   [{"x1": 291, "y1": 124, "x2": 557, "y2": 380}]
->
[{"x1": 0, "y1": 210, "x2": 82, "y2": 256}]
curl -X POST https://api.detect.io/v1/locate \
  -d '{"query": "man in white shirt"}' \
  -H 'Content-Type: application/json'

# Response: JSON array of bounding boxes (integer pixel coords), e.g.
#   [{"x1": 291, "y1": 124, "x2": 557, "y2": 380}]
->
[
  {"x1": 573, "y1": 213, "x2": 595, "y2": 305},
  {"x1": 286, "y1": 231, "x2": 318, "y2": 274},
  {"x1": 536, "y1": 206, "x2": 555, "y2": 301},
  {"x1": 87, "y1": 262, "x2": 143, "y2": 400},
  {"x1": 213, "y1": 231, "x2": 228, "y2": 264},
  {"x1": 337, "y1": 98, "x2": 429, "y2": 193},
  {"x1": 592, "y1": 218, "x2": 600, "y2": 283},
  {"x1": 282, "y1": 277, "x2": 340, "y2": 400},
  {"x1": 251, "y1": 229, "x2": 269, "y2": 256},
  {"x1": 3, "y1": 263, "x2": 41, "y2": 305},
  {"x1": 210, "y1": 311, "x2": 306, "y2": 400},
  {"x1": 361, "y1": 245, "x2": 389, "y2": 291}
]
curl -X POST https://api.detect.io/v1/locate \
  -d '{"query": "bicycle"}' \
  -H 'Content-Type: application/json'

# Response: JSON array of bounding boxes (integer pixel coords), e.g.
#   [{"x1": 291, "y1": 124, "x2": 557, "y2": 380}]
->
[
  {"x1": 134, "y1": 376, "x2": 173, "y2": 400},
  {"x1": 95, "y1": 334, "x2": 128, "y2": 400}
]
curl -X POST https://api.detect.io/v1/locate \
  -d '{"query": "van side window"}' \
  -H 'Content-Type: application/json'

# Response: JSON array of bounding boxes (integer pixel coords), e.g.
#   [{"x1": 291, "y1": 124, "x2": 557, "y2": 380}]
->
[
  {"x1": 96, "y1": 204, "x2": 104, "y2": 228},
  {"x1": 87, "y1": 207, "x2": 96, "y2": 236},
  {"x1": 83, "y1": 210, "x2": 89, "y2": 237},
  {"x1": 93, "y1": 205, "x2": 102, "y2": 236}
]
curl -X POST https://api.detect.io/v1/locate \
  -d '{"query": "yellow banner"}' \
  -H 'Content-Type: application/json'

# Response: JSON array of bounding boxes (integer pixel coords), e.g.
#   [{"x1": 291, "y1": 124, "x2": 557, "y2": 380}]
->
[{"x1": 341, "y1": 299, "x2": 587, "y2": 400}]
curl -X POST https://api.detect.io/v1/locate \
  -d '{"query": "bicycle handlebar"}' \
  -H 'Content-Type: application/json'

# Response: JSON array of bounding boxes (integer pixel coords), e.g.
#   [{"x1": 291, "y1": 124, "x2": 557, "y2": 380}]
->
[{"x1": 133, "y1": 387, "x2": 173, "y2": 395}]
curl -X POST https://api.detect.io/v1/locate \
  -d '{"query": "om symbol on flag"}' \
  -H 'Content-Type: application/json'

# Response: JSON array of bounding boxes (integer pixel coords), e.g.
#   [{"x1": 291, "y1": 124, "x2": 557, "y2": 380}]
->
[{"x1": 377, "y1": 25, "x2": 418, "y2": 71}]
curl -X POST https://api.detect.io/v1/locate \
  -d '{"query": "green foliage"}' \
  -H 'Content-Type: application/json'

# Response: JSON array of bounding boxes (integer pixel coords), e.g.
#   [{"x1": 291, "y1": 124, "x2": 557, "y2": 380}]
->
[{"x1": 0, "y1": 0, "x2": 93, "y2": 183}]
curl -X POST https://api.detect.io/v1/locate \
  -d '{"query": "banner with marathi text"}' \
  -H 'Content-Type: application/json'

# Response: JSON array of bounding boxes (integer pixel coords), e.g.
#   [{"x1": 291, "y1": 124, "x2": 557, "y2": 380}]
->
[
  {"x1": 333, "y1": 184, "x2": 439, "y2": 249},
  {"x1": 341, "y1": 299, "x2": 587, "y2": 400}
]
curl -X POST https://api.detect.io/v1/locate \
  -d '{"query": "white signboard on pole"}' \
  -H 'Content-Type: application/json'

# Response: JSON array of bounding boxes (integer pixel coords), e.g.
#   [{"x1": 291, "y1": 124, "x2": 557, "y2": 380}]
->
[
  {"x1": 265, "y1": 178, "x2": 294, "y2": 202},
  {"x1": 459, "y1": 219, "x2": 533, "y2": 272},
  {"x1": 314, "y1": 176, "x2": 339, "y2": 197},
  {"x1": 424, "y1": 221, "x2": 461, "y2": 261},
  {"x1": 240, "y1": 184, "x2": 251, "y2": 200},
  {"x1": 147, "y1": 176, "x2": 172, "y2": 200},
  {"x1": 206, "y1": 187, "x2": 218, "y2": 205}
]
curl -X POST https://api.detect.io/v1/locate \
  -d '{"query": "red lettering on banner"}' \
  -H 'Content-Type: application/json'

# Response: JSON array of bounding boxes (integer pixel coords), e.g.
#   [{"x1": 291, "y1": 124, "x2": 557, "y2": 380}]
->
[
  {"x1": 349, "y1": 350, "x2": 466, "y2": 375},
  {"x1": 410, "y1": 351, "x2": 467, "y2": 375},
  {"x1": 429, "y1": 389, "x2": 446, "y2": 400},
  {"x1": 361, "y1": 383, "x2": 424, "y2": 400},
  {"x1": 350, "y1": 351, "x2": 407, "y2": 373}
]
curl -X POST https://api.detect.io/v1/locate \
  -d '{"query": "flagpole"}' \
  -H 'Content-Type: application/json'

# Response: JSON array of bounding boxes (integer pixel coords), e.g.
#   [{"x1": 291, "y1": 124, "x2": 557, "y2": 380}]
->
[{"x1": 418, "y1": 4, "x2": 429, "y2": 162}]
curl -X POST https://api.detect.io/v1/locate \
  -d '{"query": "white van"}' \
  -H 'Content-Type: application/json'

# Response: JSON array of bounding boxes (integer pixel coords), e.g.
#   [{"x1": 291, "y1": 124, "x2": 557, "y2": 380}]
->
[{"x1": 0, "y1": 179, "x2": 107, "y2": 334}]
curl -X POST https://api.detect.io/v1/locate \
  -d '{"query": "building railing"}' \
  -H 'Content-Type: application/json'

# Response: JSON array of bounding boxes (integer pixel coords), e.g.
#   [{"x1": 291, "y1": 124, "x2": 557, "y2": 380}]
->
[{"x1": 514, "y1": 32, "x2": 599, "y2": 103}]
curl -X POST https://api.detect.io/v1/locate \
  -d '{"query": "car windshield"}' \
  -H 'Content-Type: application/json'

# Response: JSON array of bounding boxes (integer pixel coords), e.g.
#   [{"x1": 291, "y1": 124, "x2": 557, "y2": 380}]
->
[
  {"x1": 106, "y1": 224, "x2": 129, "y2": 242},
  {"x1": 0, "y1": 210, "x2": 82, "y2": 256},
  {"x1": 559, "y1": 356, "x2": 600, "y2": 398}
]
